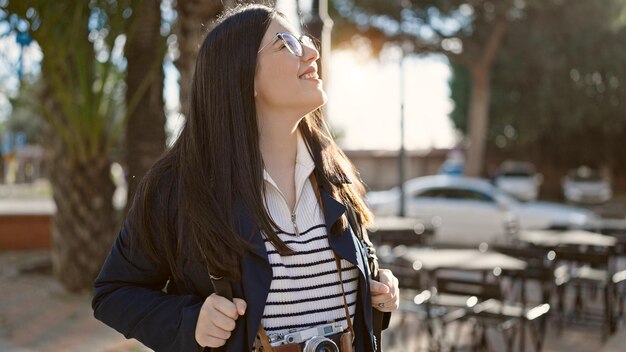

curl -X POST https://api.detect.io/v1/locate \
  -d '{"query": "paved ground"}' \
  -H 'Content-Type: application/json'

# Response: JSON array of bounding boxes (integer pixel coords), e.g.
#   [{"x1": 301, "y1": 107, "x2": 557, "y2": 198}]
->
[
  {"x1": 0, "y1": 251, "x2": 147, "y2": 352},
  {"x1": 2, "y1": 250, "x2": 626, "y2": 351}
]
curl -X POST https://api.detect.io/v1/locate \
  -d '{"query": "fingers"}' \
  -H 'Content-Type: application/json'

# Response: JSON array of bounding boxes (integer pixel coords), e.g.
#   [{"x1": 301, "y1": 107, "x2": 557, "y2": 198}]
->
[
  {"x1": 211, "y1": 294, "x2": 240, "y2": 319},
  {"x1": 369, "y1": 279, "x2": 390, "y2": 295},
  {"x1": 370, "y1": 269, "x2": 400, "y2": 312},
  {"x1": 195, "y1": 294, "x2": 247, "y2": 348},
  {"x1": 233, "y1": 298, "x2": 247, "y2": 316}
]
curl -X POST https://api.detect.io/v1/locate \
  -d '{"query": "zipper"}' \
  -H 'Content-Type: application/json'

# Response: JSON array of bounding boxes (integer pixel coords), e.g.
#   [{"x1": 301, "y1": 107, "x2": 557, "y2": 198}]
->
[
  {"x1": 272, "y1": 171, "x2": 306, "y2": 237},
  {"x1": 291, "y1": 212, "x2": 300, "y2": 237},
  {"x1": 269, "y1": 178, "x2": 307, "y2": 237},
  {"x1": 289, "y1": 178, "x2": 309, "y2": 237}
]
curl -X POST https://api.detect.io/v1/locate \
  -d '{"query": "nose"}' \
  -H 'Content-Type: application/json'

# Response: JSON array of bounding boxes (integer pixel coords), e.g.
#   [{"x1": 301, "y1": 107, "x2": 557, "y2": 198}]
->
[{"x1": 302, "y1": 40, "x2": 320, "y2": 63}]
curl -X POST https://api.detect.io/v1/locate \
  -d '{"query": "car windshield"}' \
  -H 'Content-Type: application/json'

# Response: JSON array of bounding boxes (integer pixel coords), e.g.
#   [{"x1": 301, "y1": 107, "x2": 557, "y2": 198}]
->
[{"x1": 491, "y1": 187, "x2": 520, "y2": 205}]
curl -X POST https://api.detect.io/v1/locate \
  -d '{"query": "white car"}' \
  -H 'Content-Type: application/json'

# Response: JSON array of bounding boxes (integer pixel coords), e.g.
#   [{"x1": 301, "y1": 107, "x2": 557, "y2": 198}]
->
[
  {"x1": 366, "y1": 175, "x2": 601, "y2": 247},
  {"x1": 563, "y1": 166, "x2": 612, "y2": 204},
  {"x1": 494, "y1": 161, "x2": 542, "y2": 201}
]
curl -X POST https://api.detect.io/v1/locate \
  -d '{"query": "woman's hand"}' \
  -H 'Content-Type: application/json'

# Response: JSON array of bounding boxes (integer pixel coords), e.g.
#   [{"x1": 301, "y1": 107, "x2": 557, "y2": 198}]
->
[
  {"x1": 369, "y1": 269, "x2": 400, "y2": 312},
  {"x1": 195, "y1": 294, "x2": 247, "y2": 348}
]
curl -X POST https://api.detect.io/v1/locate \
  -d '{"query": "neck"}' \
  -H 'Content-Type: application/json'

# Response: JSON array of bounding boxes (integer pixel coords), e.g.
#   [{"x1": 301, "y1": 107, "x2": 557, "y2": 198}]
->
[{"x1": 258, "y1": 109, "x2": 302, "y2": 172}]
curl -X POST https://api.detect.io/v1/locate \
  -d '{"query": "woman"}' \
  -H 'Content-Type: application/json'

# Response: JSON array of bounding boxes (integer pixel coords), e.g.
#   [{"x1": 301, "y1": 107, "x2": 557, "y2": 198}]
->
[{"x1": 92, "y1": 4, "x2": 399, "y2": 352}]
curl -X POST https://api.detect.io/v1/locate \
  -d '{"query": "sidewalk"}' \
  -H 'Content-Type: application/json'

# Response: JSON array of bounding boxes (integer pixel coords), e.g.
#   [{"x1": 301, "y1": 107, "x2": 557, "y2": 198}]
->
[
  {"x1": 0, "y1": 251, "x2": 149, "y2": 352},
  {"x1": 2, "y1": 249, "x2": 626, "y2": 351}
]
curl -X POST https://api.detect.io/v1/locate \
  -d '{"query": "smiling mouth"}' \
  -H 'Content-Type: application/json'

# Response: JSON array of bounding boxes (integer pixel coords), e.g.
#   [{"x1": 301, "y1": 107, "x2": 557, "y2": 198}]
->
[{"x1": 299, "y1": 72, "x2": 319, "y2": 80}]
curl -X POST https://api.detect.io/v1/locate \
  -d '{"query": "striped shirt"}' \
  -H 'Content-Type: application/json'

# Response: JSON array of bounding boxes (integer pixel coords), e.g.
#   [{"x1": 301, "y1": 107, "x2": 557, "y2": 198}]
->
[{"x1": 260, "y1": 133, "x2": 358, "y2": 338}]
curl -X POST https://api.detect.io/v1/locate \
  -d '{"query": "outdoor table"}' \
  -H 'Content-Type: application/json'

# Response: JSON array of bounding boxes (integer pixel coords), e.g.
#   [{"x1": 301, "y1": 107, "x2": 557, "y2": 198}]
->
[
  {"x1": 515, "y1": 230, "x2": 617, "y2": 249},
  {"x1": 400, "y1": 247, "x2": 528, "y2": 273},
  {"x1": 390, "y1": 247, "x2": 528, "y2": 290},
  {"x1": 367, "y1": 216, "x2": 435, "y2": 247}
]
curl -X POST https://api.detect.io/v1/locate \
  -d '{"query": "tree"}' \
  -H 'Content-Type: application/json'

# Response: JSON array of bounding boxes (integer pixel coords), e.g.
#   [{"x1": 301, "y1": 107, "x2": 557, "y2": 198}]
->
[
  {"x1": 452, "y1": 0, "x2": 626, "y2": 180},
  {"x1": 174, "y1": 0, "x2": 275, "y2": 118},
  {"x1": 173, "y1": 0, "x2": 223, "y2": 119},
  {"x1": 3, "y1": 1, "x2": 130, "y2": 291},
  {"x1": 5, "y1": 78, "x2": 43, "y2": 145},
  {"x1": 125, "y1": 0, "x2": 167, "y2": 207},
  {"x1": 331, "y1": 0, "x2": 527, "y2": 176}
]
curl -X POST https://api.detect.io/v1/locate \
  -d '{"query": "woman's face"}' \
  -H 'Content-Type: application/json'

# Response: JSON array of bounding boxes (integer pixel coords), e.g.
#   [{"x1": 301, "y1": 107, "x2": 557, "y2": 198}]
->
[{"x1": 254, "y1": 16, "x2": 327, "y2": 119}]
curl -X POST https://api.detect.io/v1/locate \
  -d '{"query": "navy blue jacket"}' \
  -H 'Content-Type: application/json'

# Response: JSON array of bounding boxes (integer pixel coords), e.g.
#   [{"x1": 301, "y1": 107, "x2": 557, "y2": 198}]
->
[{"x1": 92, "y1": 187, "x2": 389, "y2": 351}]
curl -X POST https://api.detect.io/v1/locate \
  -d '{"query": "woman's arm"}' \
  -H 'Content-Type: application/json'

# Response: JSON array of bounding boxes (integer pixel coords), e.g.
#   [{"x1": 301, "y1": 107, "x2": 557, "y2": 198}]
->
[{"x1": 92, "y1": 220, "x2": 205, "y2": 352}]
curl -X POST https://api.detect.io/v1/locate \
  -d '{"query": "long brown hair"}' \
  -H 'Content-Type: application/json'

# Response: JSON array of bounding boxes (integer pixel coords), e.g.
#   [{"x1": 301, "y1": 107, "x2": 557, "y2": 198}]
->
[{"x1": 128, "y1": 4, "x2": 373, "y2": 282}]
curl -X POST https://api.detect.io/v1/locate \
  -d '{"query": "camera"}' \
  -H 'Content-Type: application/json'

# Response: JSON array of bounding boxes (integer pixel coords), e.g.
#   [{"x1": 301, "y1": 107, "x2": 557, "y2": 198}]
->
[{"x1": 268, "y1": 322, "x2": 344, "y2": 352}]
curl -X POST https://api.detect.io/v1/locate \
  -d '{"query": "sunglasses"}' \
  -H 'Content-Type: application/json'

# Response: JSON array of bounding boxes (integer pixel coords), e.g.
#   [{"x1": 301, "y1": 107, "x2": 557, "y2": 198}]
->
[{"x1": 257, "y1": 32, "x2": 316, "y2": 57}]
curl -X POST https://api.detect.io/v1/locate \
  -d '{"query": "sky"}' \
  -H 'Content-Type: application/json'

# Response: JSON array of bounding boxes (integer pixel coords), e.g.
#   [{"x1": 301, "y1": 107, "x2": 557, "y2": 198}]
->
[
  {"x1": 325, "y1": 51, "x2": 458, "y2": 150},
  {"x1": 1, "y1": 1, "x2": 458, "y2": 152},
  {"x1": 276, "y1": 0, "x2": 458, "y2": 151}
]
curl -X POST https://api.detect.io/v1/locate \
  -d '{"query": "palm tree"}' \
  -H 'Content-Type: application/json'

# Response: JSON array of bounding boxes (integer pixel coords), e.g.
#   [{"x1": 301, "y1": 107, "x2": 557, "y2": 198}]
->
[
  {"x1": 174, "y1": 0, "x2": 224, "y2": 118},
  {"x1": 125, "y1": 0, "x2": 167, "y2": 206},
  {"x1": 174, "y1": 0, "x2": 275, "y2": 117},
  {"x1": 5, "y1": 1, "x2": 131, "y2": 291}
]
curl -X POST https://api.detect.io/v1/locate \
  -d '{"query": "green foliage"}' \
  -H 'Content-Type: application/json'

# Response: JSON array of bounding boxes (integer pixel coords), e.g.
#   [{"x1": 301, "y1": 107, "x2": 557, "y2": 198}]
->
[
  {"x1": 2, "y1": 0, "x2": 131, "y2": 163},
  {"x1": 6, "y1": 77, "x2": 42, "y2": 144},
  {"x1": 449, "y1": 61, "x2": 470, "y2": 134},
  {"x1": 478, "y1": 0, "x2": 626, "y2": 169},
  {"x1": 330, "y1": 0, "x2": 520, "y2": 60}
]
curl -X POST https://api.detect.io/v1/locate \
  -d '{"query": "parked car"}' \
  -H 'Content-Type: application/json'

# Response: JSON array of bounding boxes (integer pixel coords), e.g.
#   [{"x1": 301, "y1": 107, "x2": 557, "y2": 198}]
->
[
  {"x1": 366, "y1": 175, "x2": 601, "y2": 247},
  {"x1": 562, "y1": 166, "x2": 612, "y2": 204},
  {"x1": 494, "y1": 161, "x2": 542, "y2": 201}
]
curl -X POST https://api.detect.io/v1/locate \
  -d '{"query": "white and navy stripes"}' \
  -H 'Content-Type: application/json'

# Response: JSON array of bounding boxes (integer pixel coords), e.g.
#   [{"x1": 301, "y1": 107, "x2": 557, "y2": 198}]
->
[{"x1": 259, "y1": 133, "x2": 358, "y2": 337}]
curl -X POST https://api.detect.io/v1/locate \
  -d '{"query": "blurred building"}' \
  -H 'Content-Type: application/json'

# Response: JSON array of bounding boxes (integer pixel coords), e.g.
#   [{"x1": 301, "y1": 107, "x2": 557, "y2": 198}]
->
[{"x1": 345, "y1": 148, "x2": 449, "y2": 191}]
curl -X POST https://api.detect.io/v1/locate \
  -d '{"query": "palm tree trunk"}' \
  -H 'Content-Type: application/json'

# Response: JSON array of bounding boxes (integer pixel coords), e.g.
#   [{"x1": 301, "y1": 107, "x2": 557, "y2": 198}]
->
[
  {"x1": 174, "y1": 0, "x2": 275, "y2": 117},
  {"x1": 40, "y1": 82, "x2": 118, "y2": 292},
  {"x1": 174, "y1": 0, "x2": 224, "y2": 118},
  {"x1": 125, "y1": 0, "x2": 167, "y2": 207}
]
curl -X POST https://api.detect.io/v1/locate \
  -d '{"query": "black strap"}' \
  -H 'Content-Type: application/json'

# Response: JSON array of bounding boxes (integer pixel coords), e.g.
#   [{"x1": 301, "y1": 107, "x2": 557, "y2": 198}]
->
[
  {"x1": 210, "y1": 274, "x2": 233, "y2": 301},
  {"x1": 208, "y1": 274, "x2": 232, "y2": 352},
  {"x1": 345, "y1": 207, "x2": 384, "y2": 352}
]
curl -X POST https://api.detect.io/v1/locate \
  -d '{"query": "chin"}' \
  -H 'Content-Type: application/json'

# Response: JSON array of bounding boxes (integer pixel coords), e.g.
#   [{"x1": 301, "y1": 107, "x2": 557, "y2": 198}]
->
[
  {"x1": 298, "y1": 91, "x2": 327, "y2": 115},
  {"x1": 312, "y1": 89, "x2": 328, "y2": 108}
]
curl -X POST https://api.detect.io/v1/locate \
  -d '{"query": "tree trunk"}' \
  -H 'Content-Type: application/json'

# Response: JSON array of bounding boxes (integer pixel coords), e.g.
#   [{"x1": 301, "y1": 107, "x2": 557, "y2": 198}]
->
[
  {"x1": 463, "y1": 20, "x2": 506, "y2": 177},
  {"x1": 465, "y1": 68, "x2": 491, "y2": 177},
  {"x1": 40, "y1": 83, "x2": 118, "y2": 293},
  {"x1": 174, "y1": 0, "x2": 224, "y2": 118},
  {"x1": 125, "y1": 0, "x2": 167, "y2": 208},
  {"x1": 174, "y1": 0, "x2": 275, "y2": 117},
  {"x1": 49, "y1": 154, "x2": 117, "y2": 291}
]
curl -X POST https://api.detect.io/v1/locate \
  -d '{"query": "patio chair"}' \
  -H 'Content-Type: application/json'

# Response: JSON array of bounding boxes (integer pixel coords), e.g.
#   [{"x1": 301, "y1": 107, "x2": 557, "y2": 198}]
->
[
  {"x1": 377, "y1": 245, "x2": 438, "y2": 349},
  {"x1": 553, "y1": 245, "x2": 616, "y2": 340},
  {"x1": 492, "y1": 244, "x2": 554, "y2": 351},
  {"x1": 378, "y1": 245, "x2": 470, "y2": 351}
]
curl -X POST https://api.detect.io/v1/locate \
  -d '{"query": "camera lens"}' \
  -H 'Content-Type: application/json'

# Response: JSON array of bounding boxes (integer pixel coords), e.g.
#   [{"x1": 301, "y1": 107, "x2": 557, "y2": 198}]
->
[{"x1": 303, "y1": 336, "x2": 339, "y2": 352}]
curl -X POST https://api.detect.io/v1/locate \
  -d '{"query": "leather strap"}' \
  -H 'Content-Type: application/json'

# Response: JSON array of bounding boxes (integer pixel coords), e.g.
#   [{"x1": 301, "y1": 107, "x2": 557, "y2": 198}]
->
[
  {"x1": 334, "y1": 254, "x2": 355, "y2": 338},
  {"x1": 258, "y1": 325, "x2": 274, "y2": 352},
  {"x1": 309, "y1": 173, "x2": 325, "y2": 213}
]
